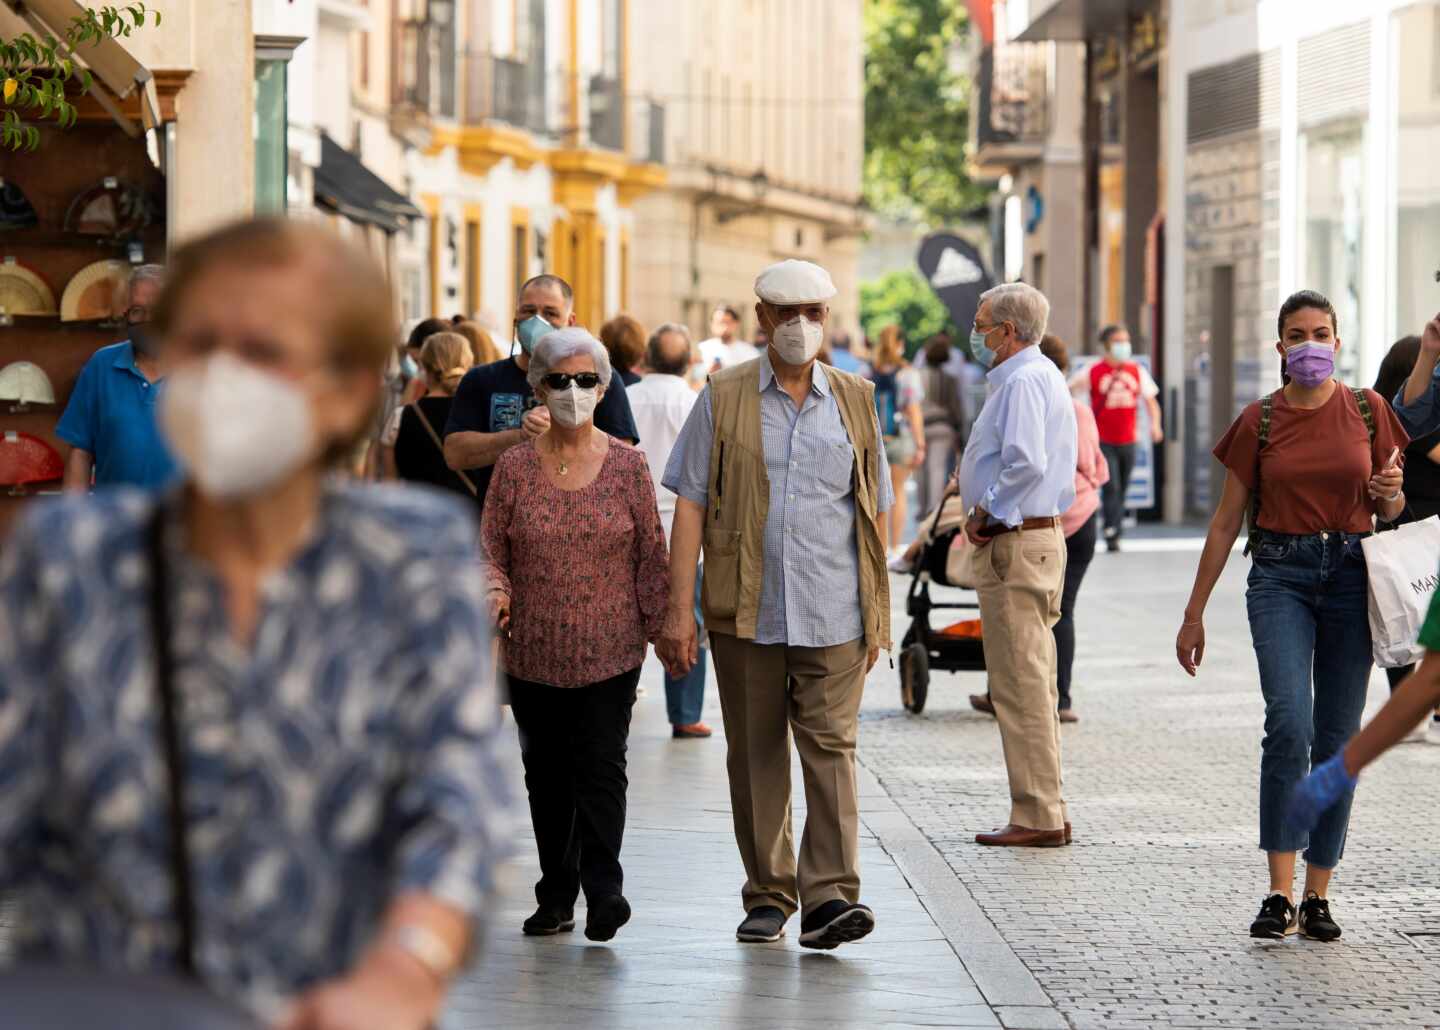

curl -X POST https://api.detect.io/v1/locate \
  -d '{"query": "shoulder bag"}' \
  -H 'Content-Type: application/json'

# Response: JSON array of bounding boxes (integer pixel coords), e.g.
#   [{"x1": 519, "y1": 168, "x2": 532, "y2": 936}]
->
[{"x1": 410, "y1": 403, "x2": 478, "y2": 498}]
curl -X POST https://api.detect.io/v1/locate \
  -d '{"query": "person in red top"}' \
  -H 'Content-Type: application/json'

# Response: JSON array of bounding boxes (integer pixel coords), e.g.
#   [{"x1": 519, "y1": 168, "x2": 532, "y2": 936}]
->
[
  {"x1": 1174, "y1": 290, "x2": 1408, "y2": 944},
  {"x1": 1083, "y1": 325, "x2": 1163, "y2": 550}
]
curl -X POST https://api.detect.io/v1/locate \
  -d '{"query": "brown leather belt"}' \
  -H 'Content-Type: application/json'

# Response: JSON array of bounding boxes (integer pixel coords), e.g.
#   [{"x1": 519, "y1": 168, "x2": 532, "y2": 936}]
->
[{"x1": 986, "y1": 516, "x2": 1060, "y2": 537}]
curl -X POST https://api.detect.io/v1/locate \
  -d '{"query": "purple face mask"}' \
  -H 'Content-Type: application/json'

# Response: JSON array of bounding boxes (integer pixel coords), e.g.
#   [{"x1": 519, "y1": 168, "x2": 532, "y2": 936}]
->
[{"x1": 1284, "y1": 341, "x2": 1336, "y2": 387}]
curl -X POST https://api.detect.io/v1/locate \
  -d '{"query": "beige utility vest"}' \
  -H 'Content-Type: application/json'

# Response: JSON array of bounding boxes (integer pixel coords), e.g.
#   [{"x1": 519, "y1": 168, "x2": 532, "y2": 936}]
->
[{"x1": 700, "y1": 359, "x2": 891, "y2": 652}]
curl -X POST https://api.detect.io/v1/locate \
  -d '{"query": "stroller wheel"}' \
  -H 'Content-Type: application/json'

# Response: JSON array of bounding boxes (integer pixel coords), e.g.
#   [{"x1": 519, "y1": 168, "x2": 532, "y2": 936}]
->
[{"x1": 900, "y1": 642, "x2": 930, "y2": 714}]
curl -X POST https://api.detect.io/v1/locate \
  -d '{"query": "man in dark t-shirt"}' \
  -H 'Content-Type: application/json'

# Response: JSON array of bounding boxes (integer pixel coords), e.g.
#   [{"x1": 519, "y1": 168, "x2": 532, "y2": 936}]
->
[{"x1": 443, "y1": 274, "x2": 639, "y2": 511}]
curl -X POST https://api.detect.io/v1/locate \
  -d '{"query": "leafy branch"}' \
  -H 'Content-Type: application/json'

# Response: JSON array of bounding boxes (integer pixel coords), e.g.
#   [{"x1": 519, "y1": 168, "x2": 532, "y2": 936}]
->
[{"x1": 0, "y1": 4, "x2": 159, "y2": 151}]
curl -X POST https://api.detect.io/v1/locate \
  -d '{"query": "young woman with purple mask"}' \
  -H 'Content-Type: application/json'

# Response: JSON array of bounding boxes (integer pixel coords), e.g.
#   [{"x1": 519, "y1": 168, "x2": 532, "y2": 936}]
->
[{"x1": 1174, "y1": 290, "x2": 1409, "y2": 943}]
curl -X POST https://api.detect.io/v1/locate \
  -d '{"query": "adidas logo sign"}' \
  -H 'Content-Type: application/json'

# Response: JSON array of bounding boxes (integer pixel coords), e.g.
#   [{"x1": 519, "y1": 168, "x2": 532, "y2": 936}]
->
[{"x1": 930, "y1": 247, "x2": 984, "y2": 289}]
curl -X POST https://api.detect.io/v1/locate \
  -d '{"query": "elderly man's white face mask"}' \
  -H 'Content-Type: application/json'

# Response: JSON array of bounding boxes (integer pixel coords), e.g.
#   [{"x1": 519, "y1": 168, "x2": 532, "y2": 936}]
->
[{"x1": 770, "y1": 313, "x2": 825, "y2": 366}]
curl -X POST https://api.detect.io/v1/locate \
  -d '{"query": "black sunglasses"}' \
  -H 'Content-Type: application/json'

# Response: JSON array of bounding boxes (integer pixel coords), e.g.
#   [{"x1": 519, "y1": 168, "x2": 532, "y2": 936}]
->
[{"x1": 541, "y1": 372, "x2": 603, "y2": 390}]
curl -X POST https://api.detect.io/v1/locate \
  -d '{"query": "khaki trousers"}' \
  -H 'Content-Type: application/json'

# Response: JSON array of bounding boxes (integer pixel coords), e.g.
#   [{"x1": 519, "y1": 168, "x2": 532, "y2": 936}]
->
[
  {"x1": 972, "y1": 525, "x2": 1069, "y2": 830},
  {"x1": 708, "y1": 633, "x2": 867, "y2": 919}
]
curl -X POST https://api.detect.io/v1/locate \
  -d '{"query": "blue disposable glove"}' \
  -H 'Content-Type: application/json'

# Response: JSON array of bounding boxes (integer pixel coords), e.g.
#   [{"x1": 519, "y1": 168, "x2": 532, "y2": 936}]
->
[{"x1": 1287, "y1": 753, "x2": 1359, "y2": 833}]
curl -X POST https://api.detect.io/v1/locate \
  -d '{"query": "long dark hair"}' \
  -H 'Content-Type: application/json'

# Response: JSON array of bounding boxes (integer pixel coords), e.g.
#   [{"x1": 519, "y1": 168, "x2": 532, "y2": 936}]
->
[{"x1": 1374, "y1": 335, "x2": 1423, "y2": 408}]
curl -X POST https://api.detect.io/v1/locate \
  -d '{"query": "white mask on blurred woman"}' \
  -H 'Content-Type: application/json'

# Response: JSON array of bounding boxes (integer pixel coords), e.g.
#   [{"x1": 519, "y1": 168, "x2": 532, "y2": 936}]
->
[
  {"x1": 161, "y1": 352, "x2": 317, "y2": 498},
  {"x1": 545, "y1": 383, "x2": 600, "y2": 428}
]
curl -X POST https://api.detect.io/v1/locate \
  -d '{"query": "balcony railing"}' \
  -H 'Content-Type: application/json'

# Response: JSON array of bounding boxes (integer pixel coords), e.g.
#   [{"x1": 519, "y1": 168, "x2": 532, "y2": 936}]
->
[
  {"x1": 975, "y1": 41, "x2": 1050, "y2": 150},
  {"x1": 463, "y1": 52, "x2": 550, "y2": 135},
  {"x1": 396, "y1": 18, "x2": 457, "y2": 120},
  {"x1": 589, "y1": 74, "x2": 624, "y2": 152}
]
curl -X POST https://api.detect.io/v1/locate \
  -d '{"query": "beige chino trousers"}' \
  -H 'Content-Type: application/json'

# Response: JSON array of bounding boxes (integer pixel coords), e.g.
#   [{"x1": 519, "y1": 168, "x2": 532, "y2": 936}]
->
[
  {"x1": 971, "y1": 525, "x2": 1069, "y2": 831},
  {"x1": 707, "y1": 633, "x2": 868, "y2": 919}
]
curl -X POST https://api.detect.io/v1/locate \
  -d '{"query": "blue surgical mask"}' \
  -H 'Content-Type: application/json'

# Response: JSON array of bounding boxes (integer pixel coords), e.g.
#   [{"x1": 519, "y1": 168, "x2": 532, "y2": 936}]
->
[
  {"x1": 970, "y1": 327, "x2": 998, "y2": 369},
  {"x1": 401, "y1": 354, "x2": 419, "y2": 380},
  {"x1": 515, "y1": 315, "x2": 557, "y2": 355},
  {"x1": 1110, "y1": 341, "x2": 1133, "y2": 362}
]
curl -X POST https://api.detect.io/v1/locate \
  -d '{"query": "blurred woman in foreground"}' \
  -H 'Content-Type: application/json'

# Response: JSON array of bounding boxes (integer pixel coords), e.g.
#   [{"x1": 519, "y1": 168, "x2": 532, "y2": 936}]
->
[{"x1": 0, "y1": 219, "x2": 511, "y2": 1028}]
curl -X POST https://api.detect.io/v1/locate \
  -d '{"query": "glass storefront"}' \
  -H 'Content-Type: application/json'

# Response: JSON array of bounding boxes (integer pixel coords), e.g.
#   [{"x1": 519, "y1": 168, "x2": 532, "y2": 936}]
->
[
  {"x1": 1297, "y1": 124, "x2": 1365, "y2": 381},
  {"x1": 254, "y1": 58, "x2": 288, "y2": 215},
  {"x1": 1394, "y1": 3, "x2": 1440, "y2": 341}
]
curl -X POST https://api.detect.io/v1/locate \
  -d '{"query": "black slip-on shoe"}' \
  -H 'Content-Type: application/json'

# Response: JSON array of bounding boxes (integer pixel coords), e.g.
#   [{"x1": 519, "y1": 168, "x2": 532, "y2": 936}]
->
[
  {"x1": 1297, "y1": 892, "x2": 1342, "y2": 942},
  {"x1": 584, "y1": 895, "x2": 632, "y2": 942},
  {"x1": 1249, "y1": 893, "x2": 1297, "y2": 939},
  {"x1": 798, "y1": 900, "x2": 875, "y2": 950},
  {"x1": 522, "y1": 907, "x2": 575, "y2": 936},
  {"x1": 736, "y1": 905, "x2": 787, "y2": 943}
]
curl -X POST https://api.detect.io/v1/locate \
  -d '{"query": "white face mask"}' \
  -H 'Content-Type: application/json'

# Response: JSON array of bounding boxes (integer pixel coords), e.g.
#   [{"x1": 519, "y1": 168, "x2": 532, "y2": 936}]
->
[
  {"x1": 545, "y1": 383, "x2": 600, "y2": 428},
  {"x1": 770, "y1": 315, "x2": 824, "y2": 365},
  {"x1": 160, "y1": 352, "x2": 318, "y2": 499}
]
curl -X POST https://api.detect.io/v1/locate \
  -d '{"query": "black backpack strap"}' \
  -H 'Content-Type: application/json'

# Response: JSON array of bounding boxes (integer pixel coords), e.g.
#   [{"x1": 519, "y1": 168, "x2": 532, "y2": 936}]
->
[
  {"x1": 147, "y1": 506, "x2": 198, "y2": 978},
  {"x1": 1245, "y1": 392, "x2": 1276, "y2": 557}
]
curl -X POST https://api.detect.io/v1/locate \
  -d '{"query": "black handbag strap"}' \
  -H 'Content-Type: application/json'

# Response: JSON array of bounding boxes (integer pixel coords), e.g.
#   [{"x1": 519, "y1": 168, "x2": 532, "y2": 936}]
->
[{"x1": 146, "y1": 506, "x2": 198, "y2": 978}]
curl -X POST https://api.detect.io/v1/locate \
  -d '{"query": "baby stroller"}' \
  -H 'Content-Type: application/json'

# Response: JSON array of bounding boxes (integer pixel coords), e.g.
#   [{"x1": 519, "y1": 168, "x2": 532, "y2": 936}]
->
[{"x1": 897, "y1": 491, "x2": 987, "y2": 714}]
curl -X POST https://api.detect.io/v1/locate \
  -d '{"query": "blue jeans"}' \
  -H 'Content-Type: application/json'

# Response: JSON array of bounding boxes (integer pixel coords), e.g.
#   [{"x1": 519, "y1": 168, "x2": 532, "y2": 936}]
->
[
  {"x1": 664, "y1": 573, "x2": 707, "y2": 725},
  {"x1": 1246, "y1": 531, "x2": 1373, "y2": 869}
]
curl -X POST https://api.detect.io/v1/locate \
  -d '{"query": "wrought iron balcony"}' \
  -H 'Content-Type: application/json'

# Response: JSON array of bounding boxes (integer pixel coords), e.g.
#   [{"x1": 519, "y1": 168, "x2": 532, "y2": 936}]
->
[{"x1": 463, "y1": 52, "x2": 551, "y2": 136}]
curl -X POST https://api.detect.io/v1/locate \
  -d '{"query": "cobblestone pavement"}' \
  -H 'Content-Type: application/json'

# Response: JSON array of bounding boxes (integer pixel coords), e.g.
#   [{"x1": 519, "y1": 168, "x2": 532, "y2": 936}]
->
[{"x1": 860, "y1": 536, "x2": 1440, "y2": 1030}]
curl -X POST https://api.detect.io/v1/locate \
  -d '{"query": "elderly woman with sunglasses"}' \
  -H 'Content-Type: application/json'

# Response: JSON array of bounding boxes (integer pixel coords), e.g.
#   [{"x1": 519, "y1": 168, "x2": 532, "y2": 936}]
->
[{"x1": 481, "y1": 327, "x2": 669, "y2": 944}]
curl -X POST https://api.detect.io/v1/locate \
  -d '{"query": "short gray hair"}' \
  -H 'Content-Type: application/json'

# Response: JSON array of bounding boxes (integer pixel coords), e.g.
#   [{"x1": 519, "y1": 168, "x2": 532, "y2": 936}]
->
[
  {"x1": 526, "y1": 326, "x2": 613, "y2": 390},
  {"x1": 128, "y1": 263, "x2": 165, "y2": 301},
  {"x1": 981, "y1": 282, "x2": 1049, "y2": 344}
]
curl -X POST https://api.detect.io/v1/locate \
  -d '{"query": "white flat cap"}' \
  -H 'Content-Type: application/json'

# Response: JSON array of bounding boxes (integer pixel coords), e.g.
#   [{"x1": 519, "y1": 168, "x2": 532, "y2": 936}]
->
[{"x1": 754, "y1": 259, "x2": 837, "y2": 305}]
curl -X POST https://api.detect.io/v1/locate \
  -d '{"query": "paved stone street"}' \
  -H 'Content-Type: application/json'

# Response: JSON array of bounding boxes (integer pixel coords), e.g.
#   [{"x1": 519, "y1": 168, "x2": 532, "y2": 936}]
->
[
  {"x1": 457, "y1": 532, "x2": 1440, "y2": 1030},
  {"x1": 860, "y1": 536, "x2": 1440, "y2": 1030}
]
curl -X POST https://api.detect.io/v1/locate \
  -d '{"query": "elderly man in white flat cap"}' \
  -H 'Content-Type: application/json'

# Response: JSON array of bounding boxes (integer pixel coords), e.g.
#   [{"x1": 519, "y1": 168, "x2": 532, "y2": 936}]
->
[{"x1": 658, "y1": 259, "x2": 893, "y2": 950}]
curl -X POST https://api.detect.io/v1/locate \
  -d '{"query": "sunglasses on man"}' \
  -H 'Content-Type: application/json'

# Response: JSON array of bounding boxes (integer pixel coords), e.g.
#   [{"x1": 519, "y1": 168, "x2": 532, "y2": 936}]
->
[{"x1": 540, "y1": 372, "x2": 603, "y2": 390}]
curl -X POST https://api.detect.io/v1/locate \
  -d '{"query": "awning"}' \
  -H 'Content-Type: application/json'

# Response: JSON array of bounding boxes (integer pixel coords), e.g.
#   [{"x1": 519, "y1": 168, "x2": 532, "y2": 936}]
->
[
  {"x1": 1015, "y1": 0, "x2": 1137, "y2": 42},
  {"x1": 315, "y1": 133, "x2": 423, "y2": 234},
  {"x1": 3, "y1": 0, "x2": 161, "y2": 134}
]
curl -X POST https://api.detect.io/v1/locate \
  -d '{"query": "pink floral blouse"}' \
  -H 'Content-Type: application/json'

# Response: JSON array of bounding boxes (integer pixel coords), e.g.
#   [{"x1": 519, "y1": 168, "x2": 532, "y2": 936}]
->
[{"x1": 481, "y1": 439, "x2": 670, "y2": 688}]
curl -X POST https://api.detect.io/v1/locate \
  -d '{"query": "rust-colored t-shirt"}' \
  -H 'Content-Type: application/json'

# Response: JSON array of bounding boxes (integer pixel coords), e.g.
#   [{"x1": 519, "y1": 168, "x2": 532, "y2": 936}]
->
[{"x1": 1213, "y1": 385, "x2": 1409, "y2": 535}]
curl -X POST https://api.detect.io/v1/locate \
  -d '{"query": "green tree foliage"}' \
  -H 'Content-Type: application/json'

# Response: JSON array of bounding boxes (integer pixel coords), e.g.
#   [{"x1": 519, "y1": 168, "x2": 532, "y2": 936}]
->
[
  {"x1": 0, "y1": 4, "x2": 158, "y2": 151},
  {"x1": 864, "y1": 0, "x2": 987, "y2": 228},
  {"x1": 860, "y1": 269, "x2": 959, "y2": 354}
]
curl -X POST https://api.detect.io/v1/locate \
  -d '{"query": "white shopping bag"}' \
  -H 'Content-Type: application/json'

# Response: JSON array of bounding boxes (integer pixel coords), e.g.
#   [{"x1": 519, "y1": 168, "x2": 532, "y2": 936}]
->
[{"x1": 1361, "y1": 516, "x2": 1440, "y2": 668}]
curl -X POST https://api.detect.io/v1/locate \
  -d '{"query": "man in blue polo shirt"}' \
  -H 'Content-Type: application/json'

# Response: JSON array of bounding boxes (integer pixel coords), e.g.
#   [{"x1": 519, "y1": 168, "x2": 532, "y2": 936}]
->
[{"x1": 57, "y1": 264, "x2": 178, "y2": 491}]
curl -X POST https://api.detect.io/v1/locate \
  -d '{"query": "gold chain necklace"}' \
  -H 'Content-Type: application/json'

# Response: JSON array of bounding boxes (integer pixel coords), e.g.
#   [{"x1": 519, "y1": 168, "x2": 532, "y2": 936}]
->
[{"x1": 547, "y1": 438, "x2": 570, "y2": 477}]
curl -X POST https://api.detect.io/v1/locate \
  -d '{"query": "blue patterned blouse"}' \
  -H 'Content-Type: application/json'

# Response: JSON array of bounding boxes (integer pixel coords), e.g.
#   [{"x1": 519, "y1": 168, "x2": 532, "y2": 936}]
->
[{"x1": 0, "y1": 484, "x2": 513, "y2": 1018}]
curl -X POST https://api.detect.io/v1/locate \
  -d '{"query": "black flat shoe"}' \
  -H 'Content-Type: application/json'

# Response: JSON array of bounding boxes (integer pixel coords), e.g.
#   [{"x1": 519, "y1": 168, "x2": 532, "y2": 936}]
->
[
  {"x1": 736, "y1": 905, "x2": 787, "y2": 943},
  {"x1": 798, "y1": 900, "x2": 875, "y2": 950},
  {"x1": 585, "y1": 895, "x2": 632, "y2": 942},
  {"x1": 522, "y1": 907, "x2": 575, "y2": 936}
]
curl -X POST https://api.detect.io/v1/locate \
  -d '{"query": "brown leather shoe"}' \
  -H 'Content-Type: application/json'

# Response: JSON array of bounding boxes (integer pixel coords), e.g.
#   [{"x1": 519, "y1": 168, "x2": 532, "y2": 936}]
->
[
  {"x1": 672, "y1": 723, "x2": 713, "y2": 739},
  {"x1": 969, "y1": 693, "x2": 995, "y2": 716},
  {"x1": 1058, "y1": 708, "x2": 1079, "y2": 724},
  {"x1": 976, "y1": 824, "x2": 1067, "y2": 847},
  {"x1": 1065, "y1": 822, "x2": 1073, "y2": 844}
]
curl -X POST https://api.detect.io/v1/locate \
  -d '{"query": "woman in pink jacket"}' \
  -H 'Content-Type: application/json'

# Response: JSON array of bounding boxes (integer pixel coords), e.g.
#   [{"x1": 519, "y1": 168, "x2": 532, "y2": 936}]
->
[{"x1": 1043, "y1": 335, "x2": 1108, "y2": 722}]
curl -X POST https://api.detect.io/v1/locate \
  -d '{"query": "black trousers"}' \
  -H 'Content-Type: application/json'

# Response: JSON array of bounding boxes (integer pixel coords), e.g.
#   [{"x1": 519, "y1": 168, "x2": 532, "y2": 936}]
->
[
  {"x1": 1100, "y1": 442, "x2": 1137, "y2": 540},
  {"x1": 508, "y1": 667, "x2": 640, "y2": 911},
  {"x1": 1053, "y1": 514, "x2": 1097, "y2": 710}
]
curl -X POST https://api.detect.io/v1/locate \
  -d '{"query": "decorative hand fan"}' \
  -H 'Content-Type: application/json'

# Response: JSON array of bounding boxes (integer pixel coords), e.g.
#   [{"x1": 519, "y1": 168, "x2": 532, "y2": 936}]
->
[
  {"x1": 65, "y1": 177, "x2": 153, "y2": 237},
  {"x1": 0, "y1": 430, "x2": 63, "y2": 492},
  {"x1": 0, "y1": 361, "x2": 55, "y2": 410},
  {"x1": 61, "y1": 259, "x2": 129, "y2": 322},
  {"x1": 0, "y1": 260, "x2": 57, "y2": 317},
  {"x1": 0, "y1": 181, "x2": 38, "y2": 230}
]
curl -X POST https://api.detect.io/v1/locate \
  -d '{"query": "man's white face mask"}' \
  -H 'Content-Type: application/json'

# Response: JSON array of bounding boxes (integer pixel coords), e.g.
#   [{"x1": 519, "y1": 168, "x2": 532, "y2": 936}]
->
[{"x1": 770, "y1": 315, "x2": 824, "y2": 366}]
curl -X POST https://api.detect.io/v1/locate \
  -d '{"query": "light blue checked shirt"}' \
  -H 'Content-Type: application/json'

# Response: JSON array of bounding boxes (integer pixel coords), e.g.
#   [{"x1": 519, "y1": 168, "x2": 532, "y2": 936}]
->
[
  {"x1": 663, "y1": 356, "x2": 893, "y2": 648},
  {"x1": 959, "y1": 344, "x2": 1077, "y2": 528}
]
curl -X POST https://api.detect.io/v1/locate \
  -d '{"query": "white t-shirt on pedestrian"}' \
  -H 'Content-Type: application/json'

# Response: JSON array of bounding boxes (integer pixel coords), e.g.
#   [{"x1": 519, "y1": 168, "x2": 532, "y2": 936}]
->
[
  {"x1": 699, "y1": 336, "x2": 760, "y2": 370},
  {"x1": 627, "y1": 372, "x2": 700, "y2": 542}
]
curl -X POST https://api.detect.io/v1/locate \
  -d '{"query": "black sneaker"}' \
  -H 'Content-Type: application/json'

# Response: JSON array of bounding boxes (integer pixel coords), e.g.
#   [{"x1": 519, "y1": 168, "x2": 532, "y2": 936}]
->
[
  {"x1": 736, "y1": 905, "x2": 787, "y2": 943},
  {"x1": 1249, "y1": 893, "x2": 1297, "y2": 939},
  {"x1": 1297, "y1": 892, "x2": 1342, "y2": 942},
  {"x1": 522, "y1": 906, "x2": 575, "y2": 936},
  {"x1": 798, "y1": 900, "x2": 875, "y2": 950},
  {"x1": 584, "y1": 894, "x2": 632, "y2": 942}
]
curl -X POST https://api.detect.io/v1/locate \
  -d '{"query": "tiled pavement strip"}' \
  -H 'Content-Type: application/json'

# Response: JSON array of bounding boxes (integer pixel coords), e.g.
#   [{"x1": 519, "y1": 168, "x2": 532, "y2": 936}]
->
[{"x1": 456, "y1": 534, "x2": 1440, "y2": 1029}]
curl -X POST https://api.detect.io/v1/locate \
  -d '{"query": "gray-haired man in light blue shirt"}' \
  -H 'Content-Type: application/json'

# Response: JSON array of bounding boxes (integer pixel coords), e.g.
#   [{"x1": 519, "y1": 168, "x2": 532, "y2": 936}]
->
[{"x1": 959, "y1": 282, "x2": 1078, "y2": 850}]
